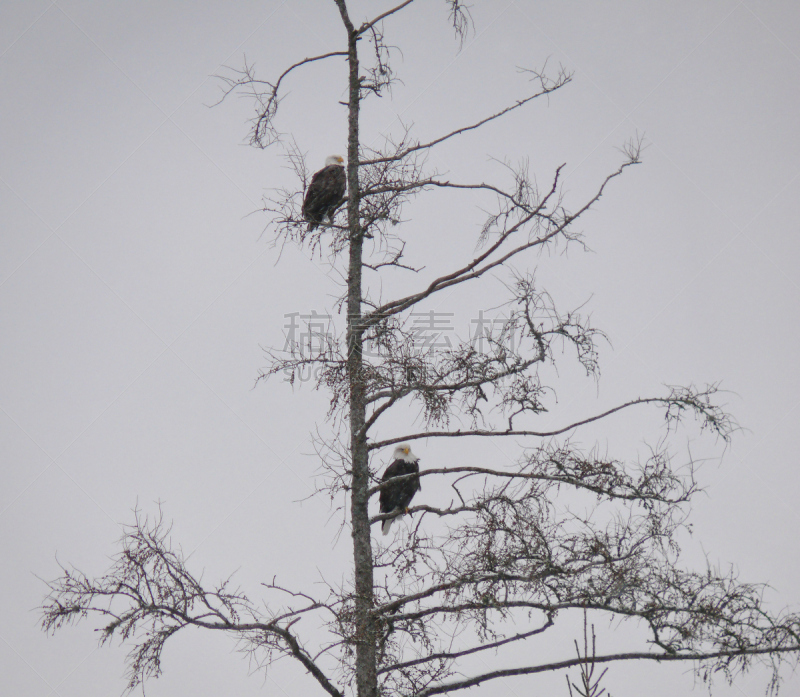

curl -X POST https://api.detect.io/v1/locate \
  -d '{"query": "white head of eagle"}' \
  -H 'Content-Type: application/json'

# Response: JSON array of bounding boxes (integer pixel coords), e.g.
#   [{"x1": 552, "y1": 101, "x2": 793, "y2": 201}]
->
[
  {"x1": 379, "y1": 443, "x2": 421, "y2": 535},
  {"x1": 303, "y1": 155, "x2": 346, "y2": 232},
  {"x1": 392, "y1": 444, "x2": 419, "y2": 463}
]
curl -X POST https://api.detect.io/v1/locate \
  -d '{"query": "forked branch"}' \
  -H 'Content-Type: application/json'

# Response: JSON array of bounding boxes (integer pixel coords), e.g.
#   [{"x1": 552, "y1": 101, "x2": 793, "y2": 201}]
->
[{"x1": 40, "y1": 509, "x2": 343, "y2": 697}]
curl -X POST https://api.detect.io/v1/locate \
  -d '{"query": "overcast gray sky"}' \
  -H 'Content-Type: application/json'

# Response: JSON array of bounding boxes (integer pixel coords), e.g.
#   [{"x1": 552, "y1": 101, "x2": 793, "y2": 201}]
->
[{"x1": 2, "y1": 1, "x2": 800, "y2": 695}]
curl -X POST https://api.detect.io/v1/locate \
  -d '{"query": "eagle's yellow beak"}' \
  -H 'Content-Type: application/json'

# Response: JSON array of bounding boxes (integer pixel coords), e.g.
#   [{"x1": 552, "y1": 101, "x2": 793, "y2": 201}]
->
[{"x1": 403, "y1": 447, "x2": 409, "y2": 455}]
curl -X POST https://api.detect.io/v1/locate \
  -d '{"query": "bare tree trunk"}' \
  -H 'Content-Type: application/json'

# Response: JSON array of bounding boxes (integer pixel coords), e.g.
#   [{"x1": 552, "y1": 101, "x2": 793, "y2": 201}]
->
[{"x1": 337, "y1": 3, "x2": 377, "y2": 696}]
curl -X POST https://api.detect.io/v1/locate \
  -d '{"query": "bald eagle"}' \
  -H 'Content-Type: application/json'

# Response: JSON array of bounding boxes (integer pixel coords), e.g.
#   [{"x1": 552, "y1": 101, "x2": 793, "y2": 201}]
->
[
  {"x1": 303, "y1": 155, "x2": 346, "y2": 231},
  {"x1": 380, "y1": 444, "x2": 421, "y2": 535}
]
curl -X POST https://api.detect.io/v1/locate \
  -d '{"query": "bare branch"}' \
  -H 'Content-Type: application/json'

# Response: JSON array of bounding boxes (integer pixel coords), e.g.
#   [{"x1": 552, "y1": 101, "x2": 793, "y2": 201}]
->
[
  {"x1": 379, "y1": 614, "x2": 554, "y2": 674},
  {"x1": 369, "y1": 385, "x2": 734, "y2": 450},
  {"x1": 360, "y1": 66, "x2": 573, "y2": 166},
  {"x1": 362, "y1": 153, "x2": 641, "y2": 327},
  {"x1": 215, "y1": 52, "x2": 347, "y2": 148},
  {"x1": 40, "y1": 509, "x2": 343, "y2": 697},
  {"x1": 358, "y1": 0, "x2": 416, "y2": 36},
  {"x1": 416, "y1": 646, "x2": 800, "y2": 697}
]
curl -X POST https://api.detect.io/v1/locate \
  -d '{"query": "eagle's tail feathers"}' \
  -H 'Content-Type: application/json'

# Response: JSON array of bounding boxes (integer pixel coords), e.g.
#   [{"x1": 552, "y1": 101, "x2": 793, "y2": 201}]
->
[{"x1": 382, "y1": 517, "x2": 393, "y2": 535}]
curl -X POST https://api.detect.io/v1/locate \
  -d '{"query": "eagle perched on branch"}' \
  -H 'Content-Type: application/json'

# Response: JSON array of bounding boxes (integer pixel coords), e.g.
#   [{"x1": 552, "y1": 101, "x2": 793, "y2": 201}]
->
[
  {"x1": 302, "y1": 155, "x2": 346, "y2": 231},
  {"x1": 380, "y1": 444, "x2": 421, "y2": 535}
]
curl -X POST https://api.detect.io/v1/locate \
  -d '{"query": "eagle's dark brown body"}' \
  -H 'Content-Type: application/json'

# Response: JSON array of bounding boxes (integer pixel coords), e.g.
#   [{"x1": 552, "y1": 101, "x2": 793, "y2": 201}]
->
[
  {"x1": 302, "y1": 161, "x2": 346, "y2": 231},
  {"x1": 380, "y1": 455, "x2": 421, "y2": 535}
]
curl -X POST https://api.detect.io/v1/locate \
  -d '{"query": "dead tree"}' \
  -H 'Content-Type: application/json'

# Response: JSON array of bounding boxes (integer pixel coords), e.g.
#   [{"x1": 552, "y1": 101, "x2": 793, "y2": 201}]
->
[{"x1": 42, "y1": 3, "x2": 800, "y2": 697}]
